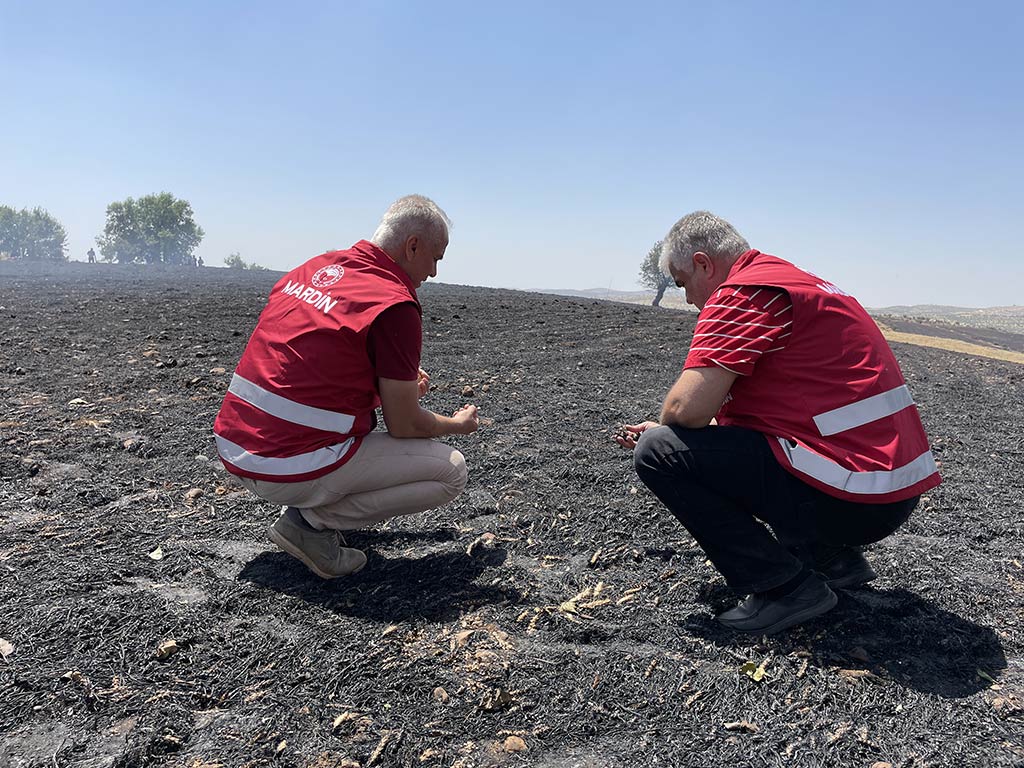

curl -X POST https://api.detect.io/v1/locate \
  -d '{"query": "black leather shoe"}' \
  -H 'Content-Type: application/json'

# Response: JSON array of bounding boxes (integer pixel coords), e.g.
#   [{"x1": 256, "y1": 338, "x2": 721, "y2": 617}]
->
[
  {"x1": 816, "y1": 547, "x2": 877, "y2": 589},
  {"x1": 717, "y1": 574, "x2": 838, "y2": 635}
]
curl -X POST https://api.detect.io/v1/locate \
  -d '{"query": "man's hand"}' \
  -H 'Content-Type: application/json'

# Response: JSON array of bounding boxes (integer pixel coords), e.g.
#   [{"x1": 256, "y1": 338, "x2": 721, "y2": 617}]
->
[
  {"x1": 614, "y1": 420, "x2": 660, "y2": 449},
  {"x1": 379, "y1": 377, "x2": 482, "y2": 438},
  {"x1": 416, "y1": 368, "x2": 430, "y2": 398},
  {"x1": 451, "y1": 404, "x2": 479, "y2": 434}
]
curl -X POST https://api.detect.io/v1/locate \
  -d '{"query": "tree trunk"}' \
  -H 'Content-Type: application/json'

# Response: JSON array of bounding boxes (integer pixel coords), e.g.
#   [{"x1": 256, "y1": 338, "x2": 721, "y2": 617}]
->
[{"x1": 652, "y1": 284, "x2": 666, "y2": 307}]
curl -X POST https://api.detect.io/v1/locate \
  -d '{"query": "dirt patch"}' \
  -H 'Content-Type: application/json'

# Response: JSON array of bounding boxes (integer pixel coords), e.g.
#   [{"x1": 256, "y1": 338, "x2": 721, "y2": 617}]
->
[{"x1": 1, "y1": 262, "x2": 1022, "y2": 767}]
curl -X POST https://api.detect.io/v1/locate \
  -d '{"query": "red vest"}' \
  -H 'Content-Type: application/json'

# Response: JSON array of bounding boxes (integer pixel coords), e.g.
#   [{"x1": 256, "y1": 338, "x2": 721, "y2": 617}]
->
[
  {"x1": 213, "y1": 241, "x2": 419, "y2": 482},
  {"x1": 712, "y1": 251, "x2": 941, "y2": 503}
]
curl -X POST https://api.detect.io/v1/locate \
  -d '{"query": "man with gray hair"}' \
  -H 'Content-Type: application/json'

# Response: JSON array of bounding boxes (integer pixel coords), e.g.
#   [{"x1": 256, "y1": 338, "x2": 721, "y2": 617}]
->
[
  {"x1": 617, "y1": 211, "x2": 940, "y2": 634},
  {"x1": 214, "y1": 195, "x2": 478, "y2": 578}
]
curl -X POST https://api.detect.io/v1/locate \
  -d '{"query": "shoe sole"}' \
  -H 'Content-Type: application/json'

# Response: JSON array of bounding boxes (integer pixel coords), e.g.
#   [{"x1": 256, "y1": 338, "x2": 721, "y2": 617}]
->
[
  {"x1": 720, "y1": 589, "x2": 839, "y2": 636},
  {"x1": 267, "y1": 526, "x2": 366, "y2": 579}
]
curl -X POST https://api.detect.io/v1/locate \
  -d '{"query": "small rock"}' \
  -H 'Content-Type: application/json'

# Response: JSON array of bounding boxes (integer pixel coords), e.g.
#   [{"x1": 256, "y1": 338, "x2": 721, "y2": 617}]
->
[
  {"x1": 184, "y1": 488, "x2": 203, "y2": 502},
  {"x1": 210, "y1": 367, "x2": 226, "y2": 375},
  {"x1": 432, "y1": 687, "x2": 449, "y2": 703},
  {"x1": 461, "y1": 385, "x2": 475, "y2": 397},
  {"x1": 155, "y1": 639, "x2": 179, "y2": 660},
  {"x1": 466, "y1": 533, "x2": 497, "y2": 556},
  {"x1": 503, "y1": 736, "x2": 528, "y2": 752}
]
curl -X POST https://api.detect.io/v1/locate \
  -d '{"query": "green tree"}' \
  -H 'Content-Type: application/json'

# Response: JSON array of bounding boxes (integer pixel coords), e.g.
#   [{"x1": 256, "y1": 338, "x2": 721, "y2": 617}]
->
[
  {"x1": 96, "y1": 192, "x2": 204, "y2": 265},
  {"x1": 0, "y1": 205, "x2": 68, "y2": 261},
  {"x1": 638, "y1": 239, "x2": 674, "y2": 306},
  {"x1": 224, "y1": 251, "x2": 268, "y2": 271}
]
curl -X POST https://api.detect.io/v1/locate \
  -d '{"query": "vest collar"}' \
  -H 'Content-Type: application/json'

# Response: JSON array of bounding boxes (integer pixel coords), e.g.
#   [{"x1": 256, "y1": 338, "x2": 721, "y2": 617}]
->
[{"x1": 349, "y1": 240, "x2": 418, "y2": 296}]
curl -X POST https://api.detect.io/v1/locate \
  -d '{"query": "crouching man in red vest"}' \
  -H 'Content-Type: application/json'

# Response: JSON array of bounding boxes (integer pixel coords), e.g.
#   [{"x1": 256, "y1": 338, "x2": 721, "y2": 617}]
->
[
  {"x1": 617, "y1": 211, "x2": 940, "y2": 635},
  {"x1": 213, "y1": 195, "x2": 479, "y2": 578}
]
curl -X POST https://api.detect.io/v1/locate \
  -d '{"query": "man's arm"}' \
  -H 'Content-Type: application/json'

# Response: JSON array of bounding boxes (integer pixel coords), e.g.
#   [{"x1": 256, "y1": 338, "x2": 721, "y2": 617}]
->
[
  {"x1": 659, "y1": 366, "x2": 737, "y2": 428},
  {"x1": 378, "y1": 377, "x2": 478, "y2": 438}
]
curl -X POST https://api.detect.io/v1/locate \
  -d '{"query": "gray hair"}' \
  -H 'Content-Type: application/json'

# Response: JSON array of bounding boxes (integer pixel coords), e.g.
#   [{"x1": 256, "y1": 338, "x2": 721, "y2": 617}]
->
[
  {"x1": 370, "y1": 194, "x2": 451, "y2": 254},
  {"x1": 659, "y1": 210, "x2": 750, "y2": 276}
]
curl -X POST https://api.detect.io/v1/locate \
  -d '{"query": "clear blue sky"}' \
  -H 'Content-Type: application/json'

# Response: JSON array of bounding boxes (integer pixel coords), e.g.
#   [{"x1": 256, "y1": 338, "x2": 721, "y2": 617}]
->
[{"x1": 2, "y1": 1, "x2": 1021, "y2": 307}]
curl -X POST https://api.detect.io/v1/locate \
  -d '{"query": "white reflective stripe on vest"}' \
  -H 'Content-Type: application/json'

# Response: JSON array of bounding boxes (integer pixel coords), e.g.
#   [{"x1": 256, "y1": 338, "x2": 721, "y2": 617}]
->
[
  {"x1": 812, "y1": 384, "x2": 915, "y2": 437},
  {"x1": 776, "y1": 437, "x2": 938, "y2": 496},
  {"x1": 215, "y1": 434, "x2": 355, "y2": 476},
  {"x1": 228, "y1": 373, "x2": 355, "y2": 434}
]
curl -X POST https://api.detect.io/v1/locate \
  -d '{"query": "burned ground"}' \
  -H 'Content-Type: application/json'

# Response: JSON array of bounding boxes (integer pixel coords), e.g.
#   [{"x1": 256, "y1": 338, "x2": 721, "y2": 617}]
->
[{"x1": 1, "y1": 262, "x2": 1022, "y2": 768}]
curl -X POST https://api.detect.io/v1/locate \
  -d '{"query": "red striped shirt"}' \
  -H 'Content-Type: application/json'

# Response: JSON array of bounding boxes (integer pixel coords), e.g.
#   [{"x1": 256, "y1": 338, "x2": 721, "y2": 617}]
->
[{"x1": 684, "y1": 285, "x2": 793, "y2": 376}]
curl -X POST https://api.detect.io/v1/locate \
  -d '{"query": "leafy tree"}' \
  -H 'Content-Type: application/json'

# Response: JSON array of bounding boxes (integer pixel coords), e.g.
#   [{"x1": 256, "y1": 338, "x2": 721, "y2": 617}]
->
[
  {"x1": 0, "y1": 205, "x2": 68, "y2": 261},
  {"x1": 224, "y1": 251, "x2": 269, "y2": 271},
  {"x1": 96, "y1": 192, "x2": 204, "y2": 265},
  {"x1": 638, "y1": 239, "x2": 674, "y2": 306}
]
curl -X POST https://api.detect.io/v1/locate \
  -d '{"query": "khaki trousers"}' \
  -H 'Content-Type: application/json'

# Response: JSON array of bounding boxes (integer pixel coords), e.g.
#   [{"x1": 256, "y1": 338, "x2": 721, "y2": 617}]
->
[{"x1": 239, "y1": 433, "x2": 467, "y2": 530}]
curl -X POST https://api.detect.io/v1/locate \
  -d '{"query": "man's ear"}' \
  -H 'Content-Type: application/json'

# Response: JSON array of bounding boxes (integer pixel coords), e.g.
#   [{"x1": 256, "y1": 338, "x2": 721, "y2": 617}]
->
[
  {"x1": 693, "y1": 251, "x2": 711, "y2": 274},
  {"x1": 404, "y1": 235, "x2": 419, "y2": 259}
]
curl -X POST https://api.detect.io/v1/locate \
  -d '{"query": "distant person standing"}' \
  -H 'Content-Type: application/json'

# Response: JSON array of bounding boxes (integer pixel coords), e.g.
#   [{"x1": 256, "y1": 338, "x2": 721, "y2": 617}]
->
[
  {"x1": 86, "y1": 247, "x2": 96, "y2": 263},
  {"x1": 197, "y1": 255, "x2": 204, "y2": 268},
  {"x1": 617, "y1": 211, "x2": 940, "y2": 634},
  {"x1": 214, "y1": 195, "x2": 478, "y2": 578}
]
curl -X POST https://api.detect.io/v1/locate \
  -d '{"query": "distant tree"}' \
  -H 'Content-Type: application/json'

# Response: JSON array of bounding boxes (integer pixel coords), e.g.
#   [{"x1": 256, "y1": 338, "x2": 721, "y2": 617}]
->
[
  {"x1": 224, "y1": 251, "x2": 269, "y2": 271},
  {"x1": 96, "y1": 192, "x2": 204, "y2": 265},
  {"x1": 638, "y1": 240, "x2": 674, "y2": 306},
  {"x1": 0, "y1": 205, "x2": 69, "y2": 261}
]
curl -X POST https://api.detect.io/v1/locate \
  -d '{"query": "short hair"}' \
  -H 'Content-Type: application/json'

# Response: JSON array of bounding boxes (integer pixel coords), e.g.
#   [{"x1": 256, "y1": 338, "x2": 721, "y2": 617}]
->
[
  {"x1": 370, "y1": 195, "x2": 451, "y2": 254},
  {"x1": 659, "y1": 210, "x2": 750, "y2": 276}
]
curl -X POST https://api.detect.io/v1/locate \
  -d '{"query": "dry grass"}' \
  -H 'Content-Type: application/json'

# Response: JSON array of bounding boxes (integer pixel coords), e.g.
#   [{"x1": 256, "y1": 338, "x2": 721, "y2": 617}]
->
[{"x1": 876, "y1": 323, "x2": 1024, "y2": 365}]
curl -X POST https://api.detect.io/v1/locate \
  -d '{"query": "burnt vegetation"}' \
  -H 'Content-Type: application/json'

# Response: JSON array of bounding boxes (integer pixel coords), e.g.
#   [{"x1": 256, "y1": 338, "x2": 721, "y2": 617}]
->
[{"x1": 1, "y1": 262, "x2": 1022, "y2": 767}]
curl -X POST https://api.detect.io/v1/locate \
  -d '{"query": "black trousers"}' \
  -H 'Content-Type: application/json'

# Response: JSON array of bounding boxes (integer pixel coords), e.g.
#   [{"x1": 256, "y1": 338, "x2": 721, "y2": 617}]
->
[{"x1": 633, "y1": 425, "x2": 917, "y2": 594}]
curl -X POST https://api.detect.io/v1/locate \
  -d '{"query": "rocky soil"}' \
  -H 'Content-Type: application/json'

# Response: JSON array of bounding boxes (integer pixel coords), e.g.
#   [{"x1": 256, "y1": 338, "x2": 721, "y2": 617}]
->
[{"x1": 1, "y1": 261, "x2": 1022, "y2": 767}]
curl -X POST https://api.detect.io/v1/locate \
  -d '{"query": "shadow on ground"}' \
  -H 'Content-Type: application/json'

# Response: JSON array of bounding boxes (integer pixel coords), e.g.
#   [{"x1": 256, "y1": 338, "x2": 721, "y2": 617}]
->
[
  {"x1": 686, "y1": 585, "x2": 1006, "y2": 698},
  {"x1": 237, "y1": 545, "x2": 517, "y2": 623}
]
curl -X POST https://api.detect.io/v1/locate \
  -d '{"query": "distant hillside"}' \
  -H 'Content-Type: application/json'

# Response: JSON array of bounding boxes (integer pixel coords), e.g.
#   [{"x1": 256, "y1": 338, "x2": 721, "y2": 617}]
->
[{"x1": 870, "y1": 304, "x2": 1024, "y2": 335}]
